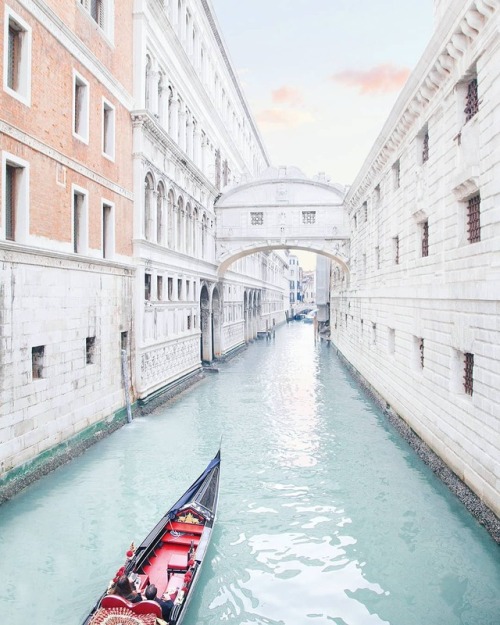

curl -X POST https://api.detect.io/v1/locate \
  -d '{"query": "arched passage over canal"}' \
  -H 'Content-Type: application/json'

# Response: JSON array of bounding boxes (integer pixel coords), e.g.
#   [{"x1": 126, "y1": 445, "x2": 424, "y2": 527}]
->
[{"x1": 0, "y1": 324, "x2": 499, "y2": 625}]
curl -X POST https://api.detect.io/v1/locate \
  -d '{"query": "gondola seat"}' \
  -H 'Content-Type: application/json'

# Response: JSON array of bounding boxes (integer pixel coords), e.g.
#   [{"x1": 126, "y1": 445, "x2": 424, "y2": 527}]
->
[
  {"x1": 132, "y1": 600, "x2": 162, "y2": 617},
  {"x1": 100, "y1": 594, "x2": 134, "y2": 610}
]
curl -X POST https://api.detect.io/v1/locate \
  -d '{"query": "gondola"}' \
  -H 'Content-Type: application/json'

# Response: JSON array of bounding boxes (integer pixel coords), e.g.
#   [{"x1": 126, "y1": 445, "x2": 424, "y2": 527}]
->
[{"x1": 83, "y1": 449, "x2": 221, "y2": 625}]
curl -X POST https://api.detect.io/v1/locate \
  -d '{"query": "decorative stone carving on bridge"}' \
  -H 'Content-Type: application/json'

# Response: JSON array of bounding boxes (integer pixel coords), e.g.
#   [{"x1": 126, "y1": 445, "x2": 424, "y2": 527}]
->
[{"x1": 215, "y1": 166, "x2": 350, "y2": 275}]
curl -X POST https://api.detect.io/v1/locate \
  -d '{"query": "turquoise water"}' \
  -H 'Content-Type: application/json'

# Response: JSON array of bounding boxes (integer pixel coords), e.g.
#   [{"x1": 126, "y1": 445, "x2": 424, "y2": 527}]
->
[{"x1": 0, "y1": 323, "x2": 499, "y2": 625}]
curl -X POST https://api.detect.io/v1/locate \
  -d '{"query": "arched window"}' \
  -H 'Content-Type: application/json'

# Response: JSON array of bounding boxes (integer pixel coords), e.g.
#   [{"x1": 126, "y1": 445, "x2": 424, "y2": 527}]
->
[
  {"x1": 192, "y1": 206, "x2": 199, "y2": 257},
  {"x1": 177, "y1": 196, "x2": 184, "y2": 252},
  {"x1": 157, "y1": 182, "x2": 165, "y2": 245},
  {"x1": 167, "y1": 190, "x2": 175, "y2": 248},
  {"x1": 185, "y1": 203, "x2": 193, "y2": 254},
  {"x1": 144, "y1": 173, "x2": 154, "y2": 241}
]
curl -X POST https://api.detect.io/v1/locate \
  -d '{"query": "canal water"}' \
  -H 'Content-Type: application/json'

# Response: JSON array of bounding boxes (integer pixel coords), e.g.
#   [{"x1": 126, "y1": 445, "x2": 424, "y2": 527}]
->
[{"x1": 1, "y1": 323, "x2": 499, "y2": 625}]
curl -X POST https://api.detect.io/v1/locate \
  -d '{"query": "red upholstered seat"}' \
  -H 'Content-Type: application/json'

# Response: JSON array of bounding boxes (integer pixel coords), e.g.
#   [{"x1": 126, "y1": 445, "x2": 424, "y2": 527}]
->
[
  {"x1": 168, "y1": 552, "x2": 188, "y2": 571},
  {"x1": 100, "y1": 594, "x2": 134, "y2": 610},
  {"x1": 132, "y1": 600, "x2": 162, "y2": 617}
]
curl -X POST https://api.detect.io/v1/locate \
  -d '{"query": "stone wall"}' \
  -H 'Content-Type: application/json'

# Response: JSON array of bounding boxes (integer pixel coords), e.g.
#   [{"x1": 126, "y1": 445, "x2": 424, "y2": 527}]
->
[{"x1": 331, "y1": 0, "x2": 500, "y2": 517}]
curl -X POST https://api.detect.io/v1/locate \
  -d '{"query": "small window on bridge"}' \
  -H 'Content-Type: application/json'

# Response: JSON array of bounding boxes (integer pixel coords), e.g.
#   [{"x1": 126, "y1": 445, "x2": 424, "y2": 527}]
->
[
  {"x1": 302, "y1": 211, "x2": 316, "y2": 224},
  {"x1": 250, "y1": 211, "x2": 264, "y2": 225}
]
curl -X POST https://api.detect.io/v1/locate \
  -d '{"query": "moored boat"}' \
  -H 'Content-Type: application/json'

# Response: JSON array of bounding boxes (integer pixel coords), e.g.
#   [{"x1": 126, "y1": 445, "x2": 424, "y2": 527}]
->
[{"x1": 82, "y1": 449, "x2": 221, "y2": 625}]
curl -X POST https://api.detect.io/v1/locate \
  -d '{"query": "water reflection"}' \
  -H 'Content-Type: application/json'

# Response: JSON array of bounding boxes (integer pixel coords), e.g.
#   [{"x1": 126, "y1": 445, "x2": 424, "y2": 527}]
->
[{"x1": 0, "y1": 324, "x2": 499, "y2": 625}]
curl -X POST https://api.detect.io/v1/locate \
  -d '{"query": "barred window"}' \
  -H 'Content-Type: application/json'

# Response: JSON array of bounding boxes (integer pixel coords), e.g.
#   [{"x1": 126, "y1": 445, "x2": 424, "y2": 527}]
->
[
  {"x1": 464, "y1": 78, "x2": 478, "y2": 123},
  {"x1": 4, "y1": 8, "x2": 31, "y2": 104},
  {"x1": 422, "y1": 131, "x2": 429, "y2": 163},
  {"x1": 464, "y1": 353, "x2": 474, "y2": 396},
  {"x1": 393, "y1": 235, "x2": 400, "y2": 265},
  {"x1": 363, "y1": 201, "x2": 368, "y2": 222},
  {"x1": 467, "y1": 194, "x2": 481, "y2": 243},
  {"x1": 86, "y1": 337, "x2": 96, "y2": 365},
  {"x1": 5, "y1": 164, "x2": 17, "y2": 241},
  {"x1": 32, "y1": 346, "x2": 45, "y2": 379},
  {"x1": 250, "y1": 212, "x2": 264, "y2": 226},
  {"x1": 302, "y1": 211, "x2": 316, "y2": 224},
  {"x1": 421, "y1": 220, "x2": 429, "y2": 257},
  {"x1": 419, "y1": 338, "x2": 424, "y2": 368}
]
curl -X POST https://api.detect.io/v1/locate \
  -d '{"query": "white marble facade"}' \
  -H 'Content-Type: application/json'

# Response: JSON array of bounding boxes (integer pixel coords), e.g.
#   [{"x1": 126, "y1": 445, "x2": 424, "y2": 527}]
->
[
  {"x1": 330, "y1": 0, "x2": 500, "y2": 516},
  {"x1": 132, "y1": 0, "x2": 288, "y2": 399}
]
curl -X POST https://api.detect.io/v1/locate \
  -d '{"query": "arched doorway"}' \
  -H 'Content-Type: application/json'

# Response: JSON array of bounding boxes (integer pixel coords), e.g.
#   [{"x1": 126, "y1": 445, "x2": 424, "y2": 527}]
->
[
  {"x1": 212, "y1": 286, "x2": 222, "y2": 358},
  {"x1": 200, "y1": 284, "x2": 212, "y2": 363}
]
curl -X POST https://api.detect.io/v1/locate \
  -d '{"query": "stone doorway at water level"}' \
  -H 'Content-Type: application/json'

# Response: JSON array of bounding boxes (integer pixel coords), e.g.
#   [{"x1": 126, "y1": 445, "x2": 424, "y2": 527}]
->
[{"x1": 200, "y1": 282, "x2": 222, "y2": 363}]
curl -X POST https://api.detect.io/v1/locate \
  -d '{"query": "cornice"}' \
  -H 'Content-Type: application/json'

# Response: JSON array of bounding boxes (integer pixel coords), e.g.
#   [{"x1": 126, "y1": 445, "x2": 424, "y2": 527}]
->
[
  {"x1": 346, "y1": 0, "x2": 497, "y2": 209},
  {"x1": 132, "y1": 110, "x2": 218, "y2": 200},
  {"x1": 0, "y1": 119, "x2": 134, "y2": 200},
  {"x1": 199, "y1": 0, "x2": 271, "y2": 166}
]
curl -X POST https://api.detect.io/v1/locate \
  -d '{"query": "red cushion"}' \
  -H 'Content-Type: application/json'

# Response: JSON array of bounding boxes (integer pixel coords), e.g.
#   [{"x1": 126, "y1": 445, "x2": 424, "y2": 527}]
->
[
  {"x1": 100, "y1": 595, "x2": 133, "y2": 610},
  {"x1": 131, "y1": 600, "x2": 162, "y2": 617}
]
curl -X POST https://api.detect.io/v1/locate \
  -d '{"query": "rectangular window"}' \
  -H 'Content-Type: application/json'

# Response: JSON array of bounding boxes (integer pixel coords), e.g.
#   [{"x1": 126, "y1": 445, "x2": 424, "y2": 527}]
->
[
  {"x1": 467, "y1": 194, "x2": 481, "y2": 243},
  {"x1": 79, "y1": 0, "x2": 105, "y2": 29},
  {"x1": 168, "y1": 277, "x2": 173, "y2": 300},
  {"x1": 86, "y1": 336, "x2": 96, "y2": 364},
  {"x1": 178, "y1": 278, "x2": 182, "y2": 300},
  {"x1": 3, "y1": 153, "x2": 29, "y2": 243},
  {"x1": 4, "y1": 8, "x2": 31, "y2": 105},
  {"x1": 374, "y1": 184, "x2": 381, "y2": 204},
  {"x1": 102, "y1": 98, "x2": 115, "y2": 160},
  {"x1": 157, "y1": 275, "x2": 163, "y2": 301},
  {"x1": 250, "y1": 211, "x2": 264, "y2": 225},
  {"x1": 388, "y1": 328, "x2": 395, "y2": 354},
  {"x1": 393, "y1": 236, "x2": 400, "y2": 265},
  {"x1": 363, "y1": 201, "x2": 368, "y2": 222},
  {"x1": 302, "y1": 211, "x2": 316, "y2": 224},
  {"x1": 186, "y1": 280, "x2": 190, "y2": 300},
  {"x1": 419, "y1": 338, "x2": 424, "y2": 369},
  {"x1": 422, "y1": 131, "x2": 429, "y2": 163},
  {"x1": 121, "y1": 331, "x2": 128, "y2": 352},
  {"x1": 421, "y1": 220, "x2": 429, "y2": 257},
  {"x1": 187, "y1": 314, "x2": 192, "y2": 330},
  {"x1": 73, "y1": 71, "x2": 89, "y2": 142},
  {"x1": 145, "y1": 273, "x2": 151, "y2": 300},
  {"x1": 32, "y1": 345, "x2": 44, "y2": 379},
  {"x1": 5, "y1": 164, "x2": 16, "y2": 241},
  {"x1": 102, "y1": 202, "x2": 113, "y2": 259},
  {"x1": 72, "y1": 189, "x2": 87, "y2": 253},
  {"x1": 464, "y1": 353, "x2": 474, "y2": 396},
  {"x1": 393, "y1": 160, "x2": 400, "y2": 189},
  {"x1": 464, "y1": 78, "x2": 478, "y2": 123}
]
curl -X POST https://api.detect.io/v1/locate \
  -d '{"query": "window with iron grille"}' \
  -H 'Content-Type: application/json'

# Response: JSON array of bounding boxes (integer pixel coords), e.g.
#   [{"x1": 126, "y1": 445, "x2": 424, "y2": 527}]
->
[
  {"x1": 250, "y1": 212, "x2": 264, "y2": 226},
  {"x1": 422, "y1": 131, "x2": 429, "y2": 163},
  {"x1": 363, "y1": 201, "x2": 368, "y2": 222},
  {"x1": 464, "y1": 353, "x2": 474, "y2": 396},
  {"x1": 86, "y1": 337, "x2": 96, "y2": 365},
  {"x1": 393, "y1": 236, "x2": 400, "y2": 265},
  {"x1": 372, "y1": 323, "x2": 377, "y2": 345},
  {"x1": 464, "y1": 78, "x2": 478, "y2": 123},
  {"x1": 421, "y1": 220, "x2": 429, "y2": 257},
  {"x1": 32, "y1": 346, "x2": 44, "y2": 379},
  {"x1": 467, "y1": 194, "x2": 481, "y2": 243},
  {"x1": 419, "y1": 338, "x2": 424, "y2": 368},
  {"x1": 144, "y1": 273, "x2": 151, "y2": 300},
  {"x1": 302, "y1": 211, "x2": 316, "y2": 224}
]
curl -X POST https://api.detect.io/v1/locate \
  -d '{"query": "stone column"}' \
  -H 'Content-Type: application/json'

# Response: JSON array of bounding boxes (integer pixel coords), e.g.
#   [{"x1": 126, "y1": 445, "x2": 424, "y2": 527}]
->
[
  {"x1": 186, "y1": 113, "x2": 193, "y2": 160},
  {"x1": 169, "y1": 89, "x2": 179, "y2": 144},
  {"x1": 179, "y1": 103, "x2": 187, "y2": 152},
  {"x1": 193, "y1": 123, "x2": 201, "y2": 168}
]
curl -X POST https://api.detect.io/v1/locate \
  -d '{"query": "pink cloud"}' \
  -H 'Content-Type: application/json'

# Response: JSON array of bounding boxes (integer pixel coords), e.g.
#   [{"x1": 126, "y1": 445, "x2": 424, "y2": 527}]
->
[
  {"x1": 331, "y1": 64, "x2": 410, "y2": 94},
  {"x1": 271, "y1": 86, "x2": 303, "y2": 106},
  {"x1": 256, "y1": 108, "x2": 314, "y2": 127}
]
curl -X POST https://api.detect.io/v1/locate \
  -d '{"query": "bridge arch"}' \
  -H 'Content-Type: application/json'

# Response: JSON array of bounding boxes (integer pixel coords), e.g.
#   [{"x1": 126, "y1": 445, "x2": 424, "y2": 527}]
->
[{"x1": 215, "y1": 166, "x2": 350, "y2": 277}]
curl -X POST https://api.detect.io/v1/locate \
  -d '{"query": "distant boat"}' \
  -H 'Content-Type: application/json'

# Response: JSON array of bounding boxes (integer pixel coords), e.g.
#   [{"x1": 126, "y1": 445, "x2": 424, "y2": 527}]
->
[
  {"x1": 303, "y1": 309, "x2": 317, "y2": 324},
  {"x1": 82, "y1": 449, "x2": 221, "y2": 625}
]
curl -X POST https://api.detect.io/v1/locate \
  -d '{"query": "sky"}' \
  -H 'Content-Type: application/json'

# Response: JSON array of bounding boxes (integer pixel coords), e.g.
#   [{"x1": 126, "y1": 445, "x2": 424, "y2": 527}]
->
[{"x1": 210, "y1": 0, "x2": 435, "y2": 267}]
